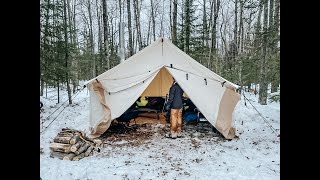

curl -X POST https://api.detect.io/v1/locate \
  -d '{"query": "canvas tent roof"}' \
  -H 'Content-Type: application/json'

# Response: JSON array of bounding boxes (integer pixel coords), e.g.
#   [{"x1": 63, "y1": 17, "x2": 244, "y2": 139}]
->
[{"x1": 85, "y1": 38, "x2": 240, "y2": 139}]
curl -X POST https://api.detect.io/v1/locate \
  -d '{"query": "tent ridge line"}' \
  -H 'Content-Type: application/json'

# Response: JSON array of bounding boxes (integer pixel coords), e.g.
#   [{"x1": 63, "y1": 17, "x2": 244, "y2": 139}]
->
[
  {"x1": 164, "y1": 65, "x2": 222, "y2": 83},
  {"x1": 97, "y1": 65, "x2": 164, "y2": 81},
  {"x1": 163, "y1": 39, "x2": 238, "y2": 88},
  {"x1": 107, "y1": 68, "x2": 162, "y2": 94}
]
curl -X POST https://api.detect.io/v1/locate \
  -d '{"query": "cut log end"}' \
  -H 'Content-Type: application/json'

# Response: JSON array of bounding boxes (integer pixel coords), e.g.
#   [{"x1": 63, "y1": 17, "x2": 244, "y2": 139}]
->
[
  {"x1": 69, "y1": 134, "x2": 80, "y2": 145},
  {"x1": 50, "y1": 143, "x2": 72, "y2": 153},
  {"x1": 50, "y1": 151, "x2": 69, "y2": 160},
  {"x1": 63, "y1": 153, "x2": 77, "y2": 160},
  {"x1": 73, "y1": 153, "x2": 85, "y2": 161},
  {"x1": 70, "y1": 141, "x2": 83, "y2": 152},
  {"x1": 84, "y1": 146, "x2": 94, "y2": 157}
]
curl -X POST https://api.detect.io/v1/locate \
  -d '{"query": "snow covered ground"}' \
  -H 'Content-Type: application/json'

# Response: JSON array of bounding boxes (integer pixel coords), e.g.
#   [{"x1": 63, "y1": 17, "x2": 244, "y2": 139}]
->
[{"x1": 40, "y1": 85, "x2": 280, "y2": 180}]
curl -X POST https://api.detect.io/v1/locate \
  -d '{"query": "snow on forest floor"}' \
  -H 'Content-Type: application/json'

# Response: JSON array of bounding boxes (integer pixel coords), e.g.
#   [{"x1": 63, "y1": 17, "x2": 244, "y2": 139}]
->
[{"x1": 40, "y1": 86, "x2": 280, "y2": 180}]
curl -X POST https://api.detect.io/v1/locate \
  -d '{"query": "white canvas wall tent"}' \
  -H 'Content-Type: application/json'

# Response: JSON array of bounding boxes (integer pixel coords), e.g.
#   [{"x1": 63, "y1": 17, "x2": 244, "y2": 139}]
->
[{"x1": 85, "y1": 38, "x2": 241, "y2": 139}]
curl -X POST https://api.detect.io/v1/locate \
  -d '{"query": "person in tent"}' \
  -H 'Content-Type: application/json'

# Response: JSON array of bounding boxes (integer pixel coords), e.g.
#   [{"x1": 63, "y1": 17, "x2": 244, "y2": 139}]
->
[{"x1": 165, "y1": 78, "x2": 184, "y2": 139}]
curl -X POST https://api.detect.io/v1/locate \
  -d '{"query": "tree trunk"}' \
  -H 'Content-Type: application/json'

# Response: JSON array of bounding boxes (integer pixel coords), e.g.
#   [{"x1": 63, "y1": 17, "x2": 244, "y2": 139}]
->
[
  {"x1": 67, "y1": 0, "x2": 77, "y2": 94},
  {"x1": 147, "y1": 12, "x2": 151, "y2": 44},
  {"x1": 169, "y1": 0, "x2": 172, "y2": 40},
  {"x1": 237, "y1": 0, "x2": 244, "y2": 84},
  {"x1": 207, "y1": 0, "x2": 213, "y2": 69},
  {"x1": 169, "y1": 0, "x2": 177, "y2": 44},
  {"x1": 160, "y1": 0, "x2": 164, "y2": 37},
  {"x1": 220, "y1": 7, "x2": 227, "y2": 60},
  {"x1": 87, "y1": 0, "x2": 95, "y2": 78},
  {"x1": 126, "y1": 0, "x2": 133, "y2": 56},
  {"x1": 258, "y1": 0, "x2": 269, "y2": 105},
  {"x1": 151, "y1": 0, "x2": 156, "y2": 42},
  {"x1": 40, "y1": 0, "x2": 51, "y2": 97},
  {"x1": 96, "y1": 0, "x2": 103, "y2": 75},
  {"x1": 238, "y1": 0, "x2": 244, "y2": 53},
  {"x1": 234, "y1": 0, "x2": 238, "y2": 48},
  {"x1": 73, "y1": 0, "x2": 80, "y2": 86},
  {"x1": 202, "y1": 0, "x2": 208, "y2": 48},
  {"x1": 268, "y1": 0, "x2": 276, "y2": 93},
  {"x1": 63, "y1": 0, "x2": 72, "y2": 105},
  {"x1": 269, "y1": 0, "x2": 274, "y2": 50},
  {"x1": 184, "y1": 0, "x2": 191, "y2": 53},
  {"x1": 274, "y1": 0, "x2": 280, "y2": 48},
  {"x1": 212, "y1": 0, "x2": 220, "y2": 55},
  {"x1": 133, "y1": 0, "x2": 142, "y2": 50},
  {"x1": 254, "y1": 1, "x2": 263, "y2": 87},
  {"x1": 212, "y1": 0, "x2": 220, "y2": 71},
  {"x1": 57, "y1": 81, "x2": 60, "y2": 104},
  {"x1": 271, "y1": 0, "x2": 280, "y2": 93},
  {"x1": 101, "y1": 0, "x2": 110, "y2": 70}
]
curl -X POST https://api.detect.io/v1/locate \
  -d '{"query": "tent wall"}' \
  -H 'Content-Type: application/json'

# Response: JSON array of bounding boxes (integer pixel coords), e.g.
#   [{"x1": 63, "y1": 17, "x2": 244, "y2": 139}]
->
[
  {"x1": 215, "y1": 88, "x2": 240, "y2": 139},
  {"x1": 141, "y1": 67, "x2": 173, "y2": 97},
  {"x1": 88, "y1": 69, "x2": 161, "y2": 138}
]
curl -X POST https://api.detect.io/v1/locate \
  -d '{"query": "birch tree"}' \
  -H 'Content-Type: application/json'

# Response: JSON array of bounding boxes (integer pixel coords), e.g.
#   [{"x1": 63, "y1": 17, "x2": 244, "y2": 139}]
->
[{"x1": 258, "y1": 0, "x2": 269, "y2": 105}]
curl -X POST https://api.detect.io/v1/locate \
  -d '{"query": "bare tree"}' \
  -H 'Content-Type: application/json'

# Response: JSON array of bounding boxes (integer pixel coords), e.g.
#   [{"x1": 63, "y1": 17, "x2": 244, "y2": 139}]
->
[
  {"x1": 96, "y1": 0, "x2": 103, "y2": 75},
  {"x1": 133, "y1": 0, "x2": 142, "y2": 50},
  {"x1": 212, "y1": 0, "x2": 220, "y2": 70},
  {"x1": 151, "y1": 0, "x2": 156, "y2": 42},
  {"x1": 234, "y1": 0, "x2": 238, "y2": 48},
  {"x1": 127, "y1": 0, "x2": 134, "y2": 56},
  {"x1": 63, "y1": 0, "x2": 72, "y2": 104},
  {"x1": 202, "y1": 0, "x2": 208, "y2": 47},
  {"x1": 238, "y1": 0, "x2": 244, "y2": 53},
  {"x1": 258, "y1": 0, "x2": 269, "y2": 105},
  {"x1": 184, "y1": 0, "x2": 191, "y2": 53},
  {"x1": 270, "y1": 0, "x2": 280, "y2": 93},
  {"x1": 87, "y1": 0, "x2": 95, "y2": 77},
  {"x1": 40, "y1": 0, "x2": 51, "y2": 97},
  {"x1": 102, "y1": 0, "x2": 110, "y2": 69}
]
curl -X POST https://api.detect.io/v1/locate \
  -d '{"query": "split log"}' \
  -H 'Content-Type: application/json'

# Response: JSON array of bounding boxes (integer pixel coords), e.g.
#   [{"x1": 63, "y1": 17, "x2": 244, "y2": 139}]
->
[
  {"x1": 73, "y1": 153, "x2": 85, "y2": 161},
  {"x1": 63, "y1": 153, "x2": 77, "y2": 160},
  {"x1": 69, "y1": 134, "x2": 80, "y2": 145},
  {"x1": 57, "y1": 132, "x2": 74, "y2": 137},
  {"x1": 54, "y1": 136, "x2": 73, "y2": 144},
  {"x1": 75, "y1": 143, "x2": 90, "y2": 155},
  {"x1": 50, "y1": 151, "x2": 69, "y2": 160},
  {"x1": 61, "y1": 129, "x2": 76, "y2": 133},
  {"x1": 50, "y1": 143, "x2": 72, "y2": 153},
  {"x1": 62, "y1": 128, "x2": 85, "y2": 136},
  {"x1": 84, "y1": 146, "x2": 94, "y2": 157},
  {"x1": 70, "y1": 141, "x2": 83, "y2": 152}
]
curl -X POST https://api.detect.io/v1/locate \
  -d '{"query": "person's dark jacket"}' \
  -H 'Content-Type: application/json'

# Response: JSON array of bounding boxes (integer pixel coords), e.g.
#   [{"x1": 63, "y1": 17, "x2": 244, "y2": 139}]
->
[{"x1": 167, "y1": 82, "x2": 184, "y2": 109}]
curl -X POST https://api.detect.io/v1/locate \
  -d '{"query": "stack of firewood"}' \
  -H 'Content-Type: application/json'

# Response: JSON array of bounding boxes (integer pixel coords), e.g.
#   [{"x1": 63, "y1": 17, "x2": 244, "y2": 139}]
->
[{"x1": 49, "y1": 128, "x2": 102, "y2": 161}]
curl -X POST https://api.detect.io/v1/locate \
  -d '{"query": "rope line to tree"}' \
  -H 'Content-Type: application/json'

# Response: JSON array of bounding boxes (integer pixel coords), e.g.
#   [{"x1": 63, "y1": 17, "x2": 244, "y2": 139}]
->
[
  {"x1": 242, "y1": 91, "x2": 279, "y2": 137},
  {"x1": 40, "y1": 86, "x2": 86, "y2": 135}
]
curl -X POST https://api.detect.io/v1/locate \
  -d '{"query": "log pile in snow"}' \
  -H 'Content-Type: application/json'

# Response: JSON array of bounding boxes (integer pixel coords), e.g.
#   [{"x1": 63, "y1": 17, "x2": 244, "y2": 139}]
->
[{"x1": 49, "y1": 128, "x2": 102, "y2": 161}]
